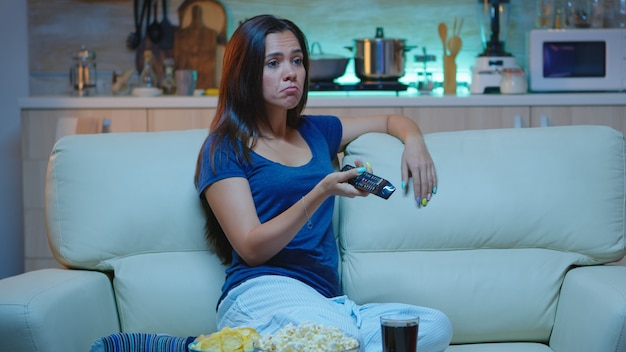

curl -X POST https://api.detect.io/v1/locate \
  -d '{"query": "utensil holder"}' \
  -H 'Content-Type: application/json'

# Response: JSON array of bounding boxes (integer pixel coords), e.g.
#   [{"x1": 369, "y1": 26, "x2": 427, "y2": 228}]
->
[{"x1": 443, "y1": 56, "x2": 457, "y2": 95}]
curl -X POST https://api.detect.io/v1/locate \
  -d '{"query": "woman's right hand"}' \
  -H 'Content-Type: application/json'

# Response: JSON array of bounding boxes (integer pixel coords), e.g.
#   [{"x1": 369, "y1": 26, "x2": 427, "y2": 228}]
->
[{"x1": 319, "y1": 159, "x2": 371, "y2": 198}]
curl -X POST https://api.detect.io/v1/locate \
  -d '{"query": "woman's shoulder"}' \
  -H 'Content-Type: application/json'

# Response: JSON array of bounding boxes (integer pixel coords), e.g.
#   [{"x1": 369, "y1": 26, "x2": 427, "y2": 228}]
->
[{"x1": 301, "y1": 114, "x2": 341, "y2": 131}]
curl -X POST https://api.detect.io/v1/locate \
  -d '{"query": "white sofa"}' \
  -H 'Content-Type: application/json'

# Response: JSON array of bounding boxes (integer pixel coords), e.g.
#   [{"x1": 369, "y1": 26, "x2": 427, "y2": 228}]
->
[{"x1": 1, "y1": 124, "x2": 626, "y2": 352}]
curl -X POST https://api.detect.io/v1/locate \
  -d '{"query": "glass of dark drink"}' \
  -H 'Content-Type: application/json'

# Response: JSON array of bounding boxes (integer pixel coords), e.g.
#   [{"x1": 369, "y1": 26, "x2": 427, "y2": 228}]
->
[{"x1": 380, "y1": 314, "x2": 419, "y2": 352}]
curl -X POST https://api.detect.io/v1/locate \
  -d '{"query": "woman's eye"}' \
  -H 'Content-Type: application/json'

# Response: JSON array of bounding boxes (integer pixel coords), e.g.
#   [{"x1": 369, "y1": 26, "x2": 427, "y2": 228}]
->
[
  {"x1": 292, "y1": 57, "x2": 303, "y2": 65},
  {"x1": 267, "y1": 60, "x2": 279, "y2": 68}
]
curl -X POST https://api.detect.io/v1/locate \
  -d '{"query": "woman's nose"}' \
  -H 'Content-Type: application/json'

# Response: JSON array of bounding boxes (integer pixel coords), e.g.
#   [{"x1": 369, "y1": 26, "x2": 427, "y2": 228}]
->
[{"x1": 283, "y1": 66, "x2": 296, "y2": 80}]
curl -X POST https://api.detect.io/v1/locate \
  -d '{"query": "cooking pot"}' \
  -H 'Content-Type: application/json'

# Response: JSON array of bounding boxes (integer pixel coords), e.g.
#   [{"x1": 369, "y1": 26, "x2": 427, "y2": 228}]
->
[
  {"x1": 308, "y1": 42, "x2": 350, "y2": 82},
  {"x1": 347, "y1": 27, "x2": 416, "y2": 81}
]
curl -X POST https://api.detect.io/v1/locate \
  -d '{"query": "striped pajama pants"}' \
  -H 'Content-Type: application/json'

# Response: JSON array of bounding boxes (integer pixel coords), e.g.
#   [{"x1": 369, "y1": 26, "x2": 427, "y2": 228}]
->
[{"x1": 217, "y1": 275, "x2": 453, "y2": 352}]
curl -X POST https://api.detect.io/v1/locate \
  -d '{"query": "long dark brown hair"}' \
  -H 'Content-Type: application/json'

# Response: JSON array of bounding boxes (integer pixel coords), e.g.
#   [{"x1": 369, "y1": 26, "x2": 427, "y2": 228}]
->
[{"x1": 194, "y1": 14, "x2": 311, "y2": 265}]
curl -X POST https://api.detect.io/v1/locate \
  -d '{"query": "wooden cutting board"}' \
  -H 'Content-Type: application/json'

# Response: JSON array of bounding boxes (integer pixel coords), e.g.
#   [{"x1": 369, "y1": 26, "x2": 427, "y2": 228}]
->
[{"x1": 174, "y1": 0, "x2": 226, "y2": 89}]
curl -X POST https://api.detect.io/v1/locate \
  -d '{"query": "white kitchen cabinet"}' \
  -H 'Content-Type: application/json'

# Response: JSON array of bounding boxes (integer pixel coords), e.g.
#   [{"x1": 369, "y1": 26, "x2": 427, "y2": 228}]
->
[
  {"x1": 530, "y1": 106, "x2": 626, "y2": 134},
  {"x1": 303, "y1": 107, "x2": 402, "y2": 117},
  {"x1": 402, "y1": 106, "x2": 531, "y2": 134},
  {"x1": 148, "y1": 108, "x2": 216, "y2": 131},
  {"x1": 21, "y1": 109, "x2": 147, "y2": 271}
]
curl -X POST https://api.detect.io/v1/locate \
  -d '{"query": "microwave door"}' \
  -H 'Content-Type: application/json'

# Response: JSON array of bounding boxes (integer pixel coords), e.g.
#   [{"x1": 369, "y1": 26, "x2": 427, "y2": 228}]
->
[{"x1": 543, "y1": 42, "x2": 606, "y2": 79}]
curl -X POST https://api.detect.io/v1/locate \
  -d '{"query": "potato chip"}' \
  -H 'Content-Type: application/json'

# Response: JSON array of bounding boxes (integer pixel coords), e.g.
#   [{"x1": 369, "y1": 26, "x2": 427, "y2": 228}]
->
[
  {"x1": 191, "y1": 326, "x2": 260, "y2": 352},
  {"x1": 221, "y1": 329, "x2": 244, "y2": 352}
]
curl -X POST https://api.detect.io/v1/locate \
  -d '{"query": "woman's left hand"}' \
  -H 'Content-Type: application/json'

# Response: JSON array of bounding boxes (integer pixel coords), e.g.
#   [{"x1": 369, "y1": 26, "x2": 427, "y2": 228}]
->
[{"x1": 401, "y1": 136, "x2": 437, "y2": 206}]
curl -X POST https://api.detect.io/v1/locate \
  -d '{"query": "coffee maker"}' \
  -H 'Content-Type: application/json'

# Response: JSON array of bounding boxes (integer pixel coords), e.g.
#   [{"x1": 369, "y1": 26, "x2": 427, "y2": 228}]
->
[{"x1": 470, "y1": 0, "x2": 519, "y2": 94}]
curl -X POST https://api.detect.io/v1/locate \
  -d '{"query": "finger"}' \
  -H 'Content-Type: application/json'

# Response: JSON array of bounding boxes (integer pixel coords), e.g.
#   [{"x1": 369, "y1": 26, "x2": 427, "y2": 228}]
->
[
  {"x1": 401, "y1": 160, "x2": 409, "y2": 193},
  {"x1": 354, "y1": 158, "x2": 364, "y2": 168},
  {"x1": 430, "y1": 165, "x2": 438, "y2": 196},
  {"x1": 413, "y1": 169, "x2": 423, "y2": 205},
  {"x1": 339, "y1": 166, "x2": 366, "y2": 183},
  {"x1": 365, "y1": 161, "x2": 373, "y2": 174}
]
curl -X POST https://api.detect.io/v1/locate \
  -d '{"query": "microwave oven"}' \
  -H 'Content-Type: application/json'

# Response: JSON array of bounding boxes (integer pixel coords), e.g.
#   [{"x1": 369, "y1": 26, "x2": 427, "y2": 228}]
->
[{"x1": 528, "y1": 29, "x2": 626, "y2": 92}]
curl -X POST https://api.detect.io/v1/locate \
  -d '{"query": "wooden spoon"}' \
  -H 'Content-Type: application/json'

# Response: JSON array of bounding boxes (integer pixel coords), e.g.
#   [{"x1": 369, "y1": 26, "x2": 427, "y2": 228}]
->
[
  {"x1": 447, "y1": 35, "x2": 463, "y2": 58},
  {"x1": 438, "y1": 22, "x2": 448, "y2": 56}
]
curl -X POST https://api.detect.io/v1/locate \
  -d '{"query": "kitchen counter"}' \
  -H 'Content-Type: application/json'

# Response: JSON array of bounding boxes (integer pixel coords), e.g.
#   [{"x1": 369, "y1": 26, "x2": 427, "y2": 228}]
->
[{"x1": 19, "y1": 91, "x2": 626, "y2": 109}]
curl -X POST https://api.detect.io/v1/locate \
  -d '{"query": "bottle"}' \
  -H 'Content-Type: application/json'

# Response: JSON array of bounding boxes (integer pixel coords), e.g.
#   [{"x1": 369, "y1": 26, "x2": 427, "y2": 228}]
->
[
  {"x1": 139, "y1": 50, "x2": 158, "y2": 88},
  {"x1": 160, "y1": 58, "x2": 177, "y2": 95}
]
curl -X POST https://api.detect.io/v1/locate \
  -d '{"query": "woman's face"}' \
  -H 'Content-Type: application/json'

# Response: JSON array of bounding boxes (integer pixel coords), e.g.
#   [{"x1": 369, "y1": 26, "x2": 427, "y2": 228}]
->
[{"x1": 262, "y1": 30, "x2": 306, "y2": 115}]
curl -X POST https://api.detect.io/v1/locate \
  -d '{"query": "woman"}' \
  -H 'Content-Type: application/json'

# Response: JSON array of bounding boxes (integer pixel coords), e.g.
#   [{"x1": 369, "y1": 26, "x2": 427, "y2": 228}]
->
[{"x1": 195, "y1": 14, "x2": 452, "y2": 352}]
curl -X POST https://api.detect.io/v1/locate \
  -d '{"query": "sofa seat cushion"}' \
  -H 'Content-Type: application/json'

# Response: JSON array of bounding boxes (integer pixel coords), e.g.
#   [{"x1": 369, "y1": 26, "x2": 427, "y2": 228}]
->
[
  {"x1": 104, "y1": 251, "x2": 225, "y2": 336},
  {"x1": 341, "y1": 249, "x2": 574, "y2": 344},
  {"x1": 445, "y1": 343, "x2": 554, "y2": 351}
]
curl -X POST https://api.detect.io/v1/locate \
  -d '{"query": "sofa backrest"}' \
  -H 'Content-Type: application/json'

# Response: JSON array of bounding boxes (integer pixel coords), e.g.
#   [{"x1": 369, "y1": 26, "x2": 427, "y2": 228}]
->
[
  {"x1": 339, "y1": 125, "x2": 626, "y2": 344},
  {"x1": 46, "y1": 129, "x2": 224, "y2": 336}
]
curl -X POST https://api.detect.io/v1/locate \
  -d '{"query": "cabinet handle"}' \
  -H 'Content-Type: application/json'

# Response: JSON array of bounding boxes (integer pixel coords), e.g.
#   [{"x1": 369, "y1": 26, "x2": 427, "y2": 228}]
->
[
  {"x1": 540, "y1": 115, "x2": 549, "y2": 127},
  {"x1": 101, "y1": 118, "x2": 111, "y2": 133},
  {"x1": 514, "y1": 115, "x2": 523, "y2": 128}
]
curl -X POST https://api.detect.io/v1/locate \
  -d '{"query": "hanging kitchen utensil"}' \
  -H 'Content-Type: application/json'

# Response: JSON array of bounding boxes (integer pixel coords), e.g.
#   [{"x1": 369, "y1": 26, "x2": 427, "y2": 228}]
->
[
  {"x1": 126, "y1": 0, "x2": 141, "y2": 49},
  {"x1": 127, "y1": 0, "x2": 150, "y2": 50},
  {"x1": 159, "y1": 0, "x2": 175, "y2": 50},
  {"x1": 148, "y1": 0, "x2": 162, "y2": 44},
  {"x1": 135, "y1": 0, "x2": 174, "y2": 84}
]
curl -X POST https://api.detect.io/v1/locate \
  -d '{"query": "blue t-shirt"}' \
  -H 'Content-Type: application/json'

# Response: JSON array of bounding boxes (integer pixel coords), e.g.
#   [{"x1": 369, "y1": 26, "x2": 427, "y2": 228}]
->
[{"x1": 196, "y1": 115, "x2": 343, "y2": 302}]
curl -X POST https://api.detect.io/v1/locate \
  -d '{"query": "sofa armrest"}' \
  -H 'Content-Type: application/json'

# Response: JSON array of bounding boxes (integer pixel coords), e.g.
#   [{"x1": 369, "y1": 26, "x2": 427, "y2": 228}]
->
[
  {"x1": 550, "y1": 265, "x2": 626, "y2": 352},
  {"x1": 0, "y1": 268, "x2": 120, "y2": 352}
]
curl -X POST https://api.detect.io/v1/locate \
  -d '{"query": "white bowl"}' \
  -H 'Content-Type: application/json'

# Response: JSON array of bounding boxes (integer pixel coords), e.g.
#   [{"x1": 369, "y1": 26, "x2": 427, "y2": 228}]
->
[{"x1": 132, "y1": 87, "x2": 162, "y2": 97}]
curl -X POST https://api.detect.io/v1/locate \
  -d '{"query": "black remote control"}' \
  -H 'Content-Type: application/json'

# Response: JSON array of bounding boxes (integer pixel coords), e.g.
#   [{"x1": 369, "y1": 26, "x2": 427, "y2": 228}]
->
[{"x1": 341, "y1": 165, "x2": 396, "y2": 199}]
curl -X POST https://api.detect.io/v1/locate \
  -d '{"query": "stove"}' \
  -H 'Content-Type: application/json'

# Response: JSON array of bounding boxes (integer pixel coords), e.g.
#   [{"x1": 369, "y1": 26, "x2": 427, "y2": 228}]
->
[{"x1": 309, "y1": 81, "x2": 408, "y2": 93}]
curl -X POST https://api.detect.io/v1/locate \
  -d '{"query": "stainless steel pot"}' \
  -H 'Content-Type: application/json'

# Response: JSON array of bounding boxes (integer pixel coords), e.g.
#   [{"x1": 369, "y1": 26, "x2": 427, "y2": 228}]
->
[
  {"x1": 348, "y1": 27, "x2": 416, "y2": 81},
  {"x1": 309, "y1": 42, "x2": 350, "y2": 82}
]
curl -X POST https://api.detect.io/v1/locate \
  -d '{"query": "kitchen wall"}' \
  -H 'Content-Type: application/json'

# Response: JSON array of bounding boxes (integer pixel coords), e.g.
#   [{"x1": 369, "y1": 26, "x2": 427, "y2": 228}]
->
[
  {"x1": 0, "y1": 0, "x2": 28, "y2": 279},
  {"x1": 28, "y1": 0, "x2": 535, "y2": 95}
]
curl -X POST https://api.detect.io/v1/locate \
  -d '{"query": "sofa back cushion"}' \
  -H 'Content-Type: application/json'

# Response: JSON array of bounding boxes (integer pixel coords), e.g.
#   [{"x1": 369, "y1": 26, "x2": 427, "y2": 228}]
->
[
  {"x1": 46, "y1": 129, "x2": 210, "y2": 267},
  {"x1": 46, "y1": 129, "x2": 223, "y2": 335},
  {"x1": 339, "y1": 126, "x2": 625, "y2": 344}
]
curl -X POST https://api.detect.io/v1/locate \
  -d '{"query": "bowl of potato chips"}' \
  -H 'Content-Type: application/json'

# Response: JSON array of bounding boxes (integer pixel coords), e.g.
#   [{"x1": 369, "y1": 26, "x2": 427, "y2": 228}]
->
[{"x1": 189, "y1": 327, "x2": 260, "y2": 352}]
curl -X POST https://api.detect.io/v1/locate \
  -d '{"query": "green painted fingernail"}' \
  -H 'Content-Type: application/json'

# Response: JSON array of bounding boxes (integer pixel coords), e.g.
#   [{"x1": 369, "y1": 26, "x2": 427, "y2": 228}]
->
[{"x1": 421, "y1": 198, "x2": 428, "y2": 206}]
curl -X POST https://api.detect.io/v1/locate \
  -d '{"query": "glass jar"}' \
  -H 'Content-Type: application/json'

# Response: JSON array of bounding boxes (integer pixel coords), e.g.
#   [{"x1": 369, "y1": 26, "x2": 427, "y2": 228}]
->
[
  {"x1": 160, "y1": 58, "x2": 177, "y2": 95},
  {"x1": 139, "y1": 50, "x2": 158, "y2": 88},
  {"x1": 500, "y1": 68, "x2": 527, "y2": 94}
]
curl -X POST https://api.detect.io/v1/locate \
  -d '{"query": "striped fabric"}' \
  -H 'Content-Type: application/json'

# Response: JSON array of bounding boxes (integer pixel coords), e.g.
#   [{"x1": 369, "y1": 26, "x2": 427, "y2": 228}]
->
[{"x1": 89, "y1": 333, "x2": 196, "y2": 352}]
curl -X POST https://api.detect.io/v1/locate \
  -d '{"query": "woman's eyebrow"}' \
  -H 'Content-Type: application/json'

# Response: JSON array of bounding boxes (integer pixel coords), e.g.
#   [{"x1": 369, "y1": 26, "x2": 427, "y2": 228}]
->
[{"x1": 265, "y1": 48, "x2": 303, "y2": 58}]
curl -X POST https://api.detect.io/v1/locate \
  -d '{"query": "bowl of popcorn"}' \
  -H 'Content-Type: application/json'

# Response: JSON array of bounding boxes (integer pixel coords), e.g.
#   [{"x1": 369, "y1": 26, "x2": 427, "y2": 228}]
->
[
  {"x1": 254, "y1": 322, "x2": 359, "y2": 352},
  {"x1": 189, "y1": 322, "x2": 359, "y2": 352}
]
